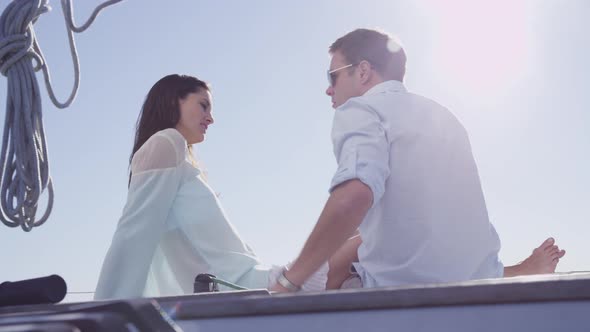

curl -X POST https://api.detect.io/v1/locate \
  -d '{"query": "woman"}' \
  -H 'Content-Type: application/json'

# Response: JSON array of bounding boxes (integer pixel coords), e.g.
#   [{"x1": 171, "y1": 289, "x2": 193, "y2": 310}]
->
[{"x1": 94, "y1": 74, "x2": 325, "y2": 299}]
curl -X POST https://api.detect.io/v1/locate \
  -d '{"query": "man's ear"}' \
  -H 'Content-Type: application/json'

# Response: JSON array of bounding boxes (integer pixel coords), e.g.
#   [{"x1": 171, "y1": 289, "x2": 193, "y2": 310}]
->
[{"x1": 358, "y1": 60, "x2": 372, "y2": 84}]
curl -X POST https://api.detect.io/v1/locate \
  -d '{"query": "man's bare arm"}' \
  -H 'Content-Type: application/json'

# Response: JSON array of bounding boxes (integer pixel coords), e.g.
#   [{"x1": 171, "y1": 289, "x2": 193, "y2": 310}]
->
[{"x1": 271, "y1": 179, "x2": 372, "y2": 291}]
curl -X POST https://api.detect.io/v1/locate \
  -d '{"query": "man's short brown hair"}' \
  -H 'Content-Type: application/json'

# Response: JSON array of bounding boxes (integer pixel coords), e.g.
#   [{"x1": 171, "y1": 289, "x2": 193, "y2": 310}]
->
[{"x1": 330, "y1": 29, "x2": 407, "y2": 82}]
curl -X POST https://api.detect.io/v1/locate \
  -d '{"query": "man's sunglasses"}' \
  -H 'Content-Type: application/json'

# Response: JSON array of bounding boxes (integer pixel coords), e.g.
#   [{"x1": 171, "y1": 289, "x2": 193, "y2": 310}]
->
[{"x1": 327, "y1": 63, "x2": 357, "y2": 86}]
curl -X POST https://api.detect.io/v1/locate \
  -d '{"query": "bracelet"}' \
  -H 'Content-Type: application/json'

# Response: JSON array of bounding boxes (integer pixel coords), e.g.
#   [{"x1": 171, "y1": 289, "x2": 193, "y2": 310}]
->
[{"x1": 277, "y1": 268, "x2": 301, "y2": 292}]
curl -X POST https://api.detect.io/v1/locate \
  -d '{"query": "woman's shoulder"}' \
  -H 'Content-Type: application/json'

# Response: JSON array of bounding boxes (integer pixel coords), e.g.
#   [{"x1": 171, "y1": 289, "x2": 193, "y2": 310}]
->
[
  {"x1": 153, "y1": 128, "x2": 187, "y2": 148},
  {"x1": 131, "y1": 128, "x2": 188, "y2": 173}
]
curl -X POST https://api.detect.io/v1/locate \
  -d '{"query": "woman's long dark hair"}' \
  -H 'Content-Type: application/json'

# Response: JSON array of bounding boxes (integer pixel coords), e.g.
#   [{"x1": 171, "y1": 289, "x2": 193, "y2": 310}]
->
[{"x1": 129, "y1": 74, "x2": 209, "y2": 185}]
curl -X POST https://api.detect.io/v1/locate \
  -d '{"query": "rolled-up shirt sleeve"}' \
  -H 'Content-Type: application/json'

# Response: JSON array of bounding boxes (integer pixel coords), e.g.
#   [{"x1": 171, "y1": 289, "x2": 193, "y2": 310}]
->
[{"x1": 330, "y1": 99, "x2": 390, "y2": 207}]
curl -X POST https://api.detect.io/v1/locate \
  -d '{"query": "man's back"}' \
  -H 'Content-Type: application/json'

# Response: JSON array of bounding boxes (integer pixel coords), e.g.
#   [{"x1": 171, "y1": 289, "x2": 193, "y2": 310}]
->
[{"x1": 331, "y1": 80, "x2": 503, "y2": 288}]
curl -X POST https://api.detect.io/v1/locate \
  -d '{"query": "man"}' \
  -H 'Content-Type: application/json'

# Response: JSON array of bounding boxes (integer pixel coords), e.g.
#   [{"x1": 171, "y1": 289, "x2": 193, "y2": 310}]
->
[{"x1": 271, "y1": 29, "x2": 564, "y2": 292}]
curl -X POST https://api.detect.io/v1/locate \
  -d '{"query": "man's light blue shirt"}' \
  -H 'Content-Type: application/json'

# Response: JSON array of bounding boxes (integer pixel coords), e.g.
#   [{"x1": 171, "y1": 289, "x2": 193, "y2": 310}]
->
[{"x1": 330, "y1": 80, "x2": 504, "y2": 288}]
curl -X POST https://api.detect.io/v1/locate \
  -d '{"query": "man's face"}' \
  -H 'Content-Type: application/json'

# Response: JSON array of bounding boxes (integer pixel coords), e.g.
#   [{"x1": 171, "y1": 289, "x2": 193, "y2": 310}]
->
[{"x1": 326, "y1": 51, "x2": 361, "y2": 109}]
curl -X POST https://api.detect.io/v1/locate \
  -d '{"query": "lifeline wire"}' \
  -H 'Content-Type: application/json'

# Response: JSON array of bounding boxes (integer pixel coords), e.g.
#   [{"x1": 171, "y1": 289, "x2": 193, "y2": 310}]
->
[{"x1": 211, "y1": 276, "x2": 249, "y2": 291}]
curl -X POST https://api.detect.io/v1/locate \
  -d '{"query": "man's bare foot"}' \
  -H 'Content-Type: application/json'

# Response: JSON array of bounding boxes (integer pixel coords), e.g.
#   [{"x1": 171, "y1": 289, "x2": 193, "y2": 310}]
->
[{"x1": 503, "y1": 238, "x2": 566, "y2": 277}]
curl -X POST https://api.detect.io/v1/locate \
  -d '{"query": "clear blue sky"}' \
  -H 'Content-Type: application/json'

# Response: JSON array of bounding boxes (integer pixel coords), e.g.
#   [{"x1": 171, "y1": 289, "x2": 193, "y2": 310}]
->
[{"x1": 0, "y1": 0, "x2": 588, "y2": 301}]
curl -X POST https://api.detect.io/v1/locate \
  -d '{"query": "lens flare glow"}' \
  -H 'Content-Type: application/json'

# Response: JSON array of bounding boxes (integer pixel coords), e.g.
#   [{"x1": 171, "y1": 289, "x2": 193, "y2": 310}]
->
[{"x1": 425, "y1": 1, "x2": 532, "y2": 97}]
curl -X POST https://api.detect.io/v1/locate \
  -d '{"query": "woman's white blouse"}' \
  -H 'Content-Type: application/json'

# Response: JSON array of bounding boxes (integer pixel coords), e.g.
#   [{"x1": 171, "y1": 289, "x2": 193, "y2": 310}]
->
[{"x1": 94, "y1": 128, "x2": 272, "y2": 299}]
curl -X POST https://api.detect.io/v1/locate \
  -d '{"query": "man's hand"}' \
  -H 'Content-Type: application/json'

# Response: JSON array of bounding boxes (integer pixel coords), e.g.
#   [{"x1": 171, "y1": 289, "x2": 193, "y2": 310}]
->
[
  {"x1": 270, "y1": 282, "x2": 292, "y2": 293},
  {"x1": 270, "y1": 269, "x2": 299, "y2": 293}
]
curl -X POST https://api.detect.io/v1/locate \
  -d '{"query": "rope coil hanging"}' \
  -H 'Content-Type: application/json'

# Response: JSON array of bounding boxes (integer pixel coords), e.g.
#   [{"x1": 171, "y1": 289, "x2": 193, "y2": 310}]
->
[{"x1": 0, "y1": 0, "x2": 123, "y2": 231}]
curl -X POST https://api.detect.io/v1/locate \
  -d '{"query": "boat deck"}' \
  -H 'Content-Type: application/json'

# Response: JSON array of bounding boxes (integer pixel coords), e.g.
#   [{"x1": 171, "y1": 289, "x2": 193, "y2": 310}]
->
[{"x1": 1, "y1": 273, "x2": 589, "y2": 331}]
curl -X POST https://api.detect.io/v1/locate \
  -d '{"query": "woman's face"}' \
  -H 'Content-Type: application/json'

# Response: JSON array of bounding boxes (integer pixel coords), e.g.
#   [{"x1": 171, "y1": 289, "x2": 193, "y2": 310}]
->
[{"x1": 176, "y1": 89, "x2": 214, "y2": 144}]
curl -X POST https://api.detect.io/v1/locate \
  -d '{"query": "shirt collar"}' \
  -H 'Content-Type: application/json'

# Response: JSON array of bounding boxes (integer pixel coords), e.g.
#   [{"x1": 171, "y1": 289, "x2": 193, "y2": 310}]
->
[{"x1": 363, "y1": 80, "x2": 406, "y2": 97}]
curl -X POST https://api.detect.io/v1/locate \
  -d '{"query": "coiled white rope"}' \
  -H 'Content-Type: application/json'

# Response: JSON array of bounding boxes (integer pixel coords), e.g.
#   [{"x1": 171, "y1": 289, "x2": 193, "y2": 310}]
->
[{"x1": 0, "y1": 0, "x2": 123, "y2": 231}]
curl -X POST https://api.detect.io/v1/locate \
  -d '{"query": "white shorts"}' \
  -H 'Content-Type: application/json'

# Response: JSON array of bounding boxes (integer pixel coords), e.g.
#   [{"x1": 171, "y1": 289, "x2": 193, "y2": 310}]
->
[{"x1": 341, "y1": 273, "x2": 363, "y2": 289}]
